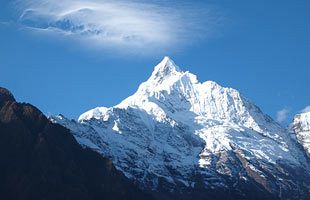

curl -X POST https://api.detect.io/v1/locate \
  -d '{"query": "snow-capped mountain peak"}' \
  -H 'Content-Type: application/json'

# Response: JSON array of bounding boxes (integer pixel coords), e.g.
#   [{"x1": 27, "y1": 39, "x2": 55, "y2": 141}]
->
[
  {"x1": 117, "y1": 58, "x2": 275, "y2": 133},
  {"x1": 150, "y1": 56, "x2": 181, "y2": 80},
  {"x1": 136, "y1": 56, "x2": 195, "y2": 93},
  {"x1": 77, "y1": 58, "x2": 303, "y2": 164},
  {"x1": 52, "y1": 57, "x2": 310, "y2": 198}
]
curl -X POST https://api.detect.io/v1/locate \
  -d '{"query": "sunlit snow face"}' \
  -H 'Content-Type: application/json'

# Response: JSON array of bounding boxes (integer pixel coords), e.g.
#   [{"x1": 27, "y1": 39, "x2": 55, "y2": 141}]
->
[{"x1": 16, "y1": 0, "x2": 218, "y2": 53}]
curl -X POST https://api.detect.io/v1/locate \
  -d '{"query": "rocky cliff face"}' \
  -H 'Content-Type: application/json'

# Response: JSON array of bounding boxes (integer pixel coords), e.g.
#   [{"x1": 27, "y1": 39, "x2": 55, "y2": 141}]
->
[
  {"x1": 52, "y1": 57, "x2": 310, "y2": 200},
  {"x1": 0, "y1": 87, "x2": 150, "y2": 200}
]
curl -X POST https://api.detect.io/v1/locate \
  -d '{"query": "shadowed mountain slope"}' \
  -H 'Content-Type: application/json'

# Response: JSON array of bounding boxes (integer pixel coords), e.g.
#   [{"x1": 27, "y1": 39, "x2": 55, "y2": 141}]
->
[{"x1": 0, "y1": 87, "x2": 151, "y2": 200}]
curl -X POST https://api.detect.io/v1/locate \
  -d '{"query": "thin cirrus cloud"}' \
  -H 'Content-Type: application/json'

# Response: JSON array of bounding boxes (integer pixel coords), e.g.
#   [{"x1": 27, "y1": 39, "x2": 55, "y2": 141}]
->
[{"x1": 15, "y1": 0, "x2": 220, "y2": 53}]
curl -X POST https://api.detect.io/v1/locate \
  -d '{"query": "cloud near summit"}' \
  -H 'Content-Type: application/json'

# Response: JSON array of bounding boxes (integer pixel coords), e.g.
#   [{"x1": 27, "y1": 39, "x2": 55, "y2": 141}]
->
[
  {"x1": 276, "y1": 108, "x2": 290, "y2": 123},
  {"x1": 16, "y1": 0, "x2": 219, "y2": 53}
]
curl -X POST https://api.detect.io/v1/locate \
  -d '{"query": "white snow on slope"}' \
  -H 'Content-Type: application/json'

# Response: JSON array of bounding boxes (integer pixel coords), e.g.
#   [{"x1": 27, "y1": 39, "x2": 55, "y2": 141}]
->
[
  {"x1": 293, "y1": 111, "x2": 310, "y2": 157},
  {"x1": 52, "y1": 57, "x2": 309, "y2": 189}
]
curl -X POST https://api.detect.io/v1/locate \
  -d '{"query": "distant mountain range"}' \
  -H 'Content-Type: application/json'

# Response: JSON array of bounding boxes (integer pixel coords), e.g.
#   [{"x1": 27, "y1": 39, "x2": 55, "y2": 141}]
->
[{"x1": 1, "y1": 57, "x2": 310, "y2": 200}]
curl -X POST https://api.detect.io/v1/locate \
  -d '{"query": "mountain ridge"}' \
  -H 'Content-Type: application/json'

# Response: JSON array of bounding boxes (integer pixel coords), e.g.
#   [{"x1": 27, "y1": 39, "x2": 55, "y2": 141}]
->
[{"x1": 52, "y1": 57, "x2": 310, "y2": 200}]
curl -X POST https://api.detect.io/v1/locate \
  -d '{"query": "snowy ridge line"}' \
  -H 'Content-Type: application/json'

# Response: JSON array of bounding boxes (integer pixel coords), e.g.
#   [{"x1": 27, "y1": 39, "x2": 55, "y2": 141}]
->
[{"x1": 51, "y1": 57, "x2": 310, "y2": 196}]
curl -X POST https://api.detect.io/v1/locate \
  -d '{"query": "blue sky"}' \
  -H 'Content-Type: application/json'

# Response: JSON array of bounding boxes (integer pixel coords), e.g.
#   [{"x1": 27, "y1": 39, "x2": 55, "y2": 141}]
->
[{"x1": 1, "y1": 0, "x2": 309, "y2": 124}]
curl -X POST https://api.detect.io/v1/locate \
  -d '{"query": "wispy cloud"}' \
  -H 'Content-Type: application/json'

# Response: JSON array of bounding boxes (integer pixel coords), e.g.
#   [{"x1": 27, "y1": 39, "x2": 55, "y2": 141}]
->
[
  {"x1": 301, "y1": 105, "x2": 310, "y2": 113},
  {"x1": 0, "y1": 21, "x2": 10, "y2": 26},
  {"x1": 15, "y1": 0, "x2": 220, "y2": 53},
  {"x1": 276, "y1": 108, "x2": 290, "y2": 123}
]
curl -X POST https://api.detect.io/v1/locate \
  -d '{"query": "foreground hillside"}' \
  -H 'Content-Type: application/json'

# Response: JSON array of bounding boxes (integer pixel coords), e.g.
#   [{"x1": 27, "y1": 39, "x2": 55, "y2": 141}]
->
[{"x1": 0, "y1": 87, "x2": 150, "y2": 200}]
